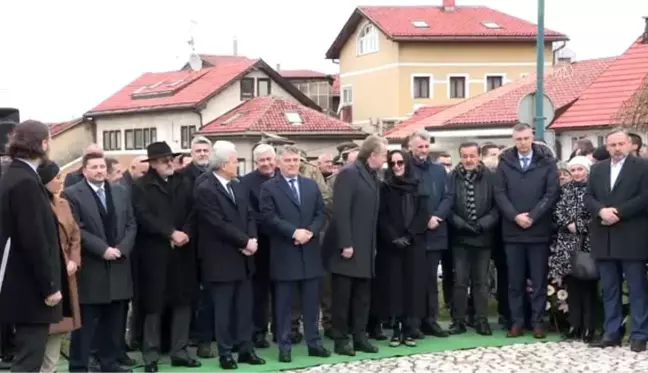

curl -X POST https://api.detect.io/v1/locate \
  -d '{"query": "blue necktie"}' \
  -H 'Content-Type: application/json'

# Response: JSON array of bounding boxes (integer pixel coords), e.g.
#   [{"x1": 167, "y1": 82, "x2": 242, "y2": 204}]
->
[
  {"x1": 97, "y1": 187, "x2": 107, "y2": 210},
  {"x1": 521, "y1": 157, "x2": 530, "y2": 170},
  {"x1": 289, "y1": 179, "x2": 300, "y2": 204}
]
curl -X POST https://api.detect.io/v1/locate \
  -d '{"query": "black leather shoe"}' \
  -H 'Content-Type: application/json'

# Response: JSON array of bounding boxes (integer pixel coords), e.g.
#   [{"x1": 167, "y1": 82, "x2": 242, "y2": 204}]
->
[
  {"x1": 448, "y1": 322, "x2": 467, "y2": 335},
  {"x1": 144, "y1": 362, "x2": 158, "y2": 372},
  {"x1": 563, "y1": 326, "x2": 581, "y2": 340},
  {"x1": 582, "y1": 329, "x2": 595, "y2": 343},
  {"x1": 170, "y1": 357, "x2": 202, "y2": 368},
  {"x1": 354, "y1": 339, "x2": 379, "y2": 353},
  {"x1": 219, "y1": 355, "x2": 238, "y2": 370},
  {"x1": 308, "y1": 346, "x2": 331, "y2": 357},
  {"x1": 475, "y1": 321, "x2": 493, "y2": 336},
  {"x1": 410, "y1": 328, "x2": 425, "y2": 339},
  {"x1": 103, "y1": 365, "x2": 132, "y2": 372},
  {"x1": 238, "y1": 351, "x2": 266, "y2": 365},
  {"x1": 278, "y1": 349, "x2": 292, "y2": 363},
  {"x1": 253, "y1": 334, "x2": 270, "y2": 349},
  {"x1": 334, "y1": 342, "x2": 355, "y2": 356},
  {"x1": 422, "y1": 321, "x2": 449, "y2": 337},
  {"x1": 590, "y1": 338, "x2": 622, "y2": 348},
  {"x1": 197, "y1": 343, "x2": 215, "y2": 358},
  {"x1": 630, "y1": 339, "x2": 647, "y2": 352}
]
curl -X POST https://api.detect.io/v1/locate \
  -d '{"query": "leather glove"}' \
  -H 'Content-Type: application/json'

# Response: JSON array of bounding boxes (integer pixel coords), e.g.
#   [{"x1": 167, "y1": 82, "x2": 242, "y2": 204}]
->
[{"x1": 392, "y1": 236, "x2": 411, "y2": 249}]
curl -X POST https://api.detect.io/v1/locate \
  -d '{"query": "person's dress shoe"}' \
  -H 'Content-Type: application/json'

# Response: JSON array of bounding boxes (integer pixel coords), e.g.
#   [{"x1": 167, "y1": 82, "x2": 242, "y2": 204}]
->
[
  {"x1": 563, "y1": 326, "x2": 581, "y2": 340},
  {"x1": 507, "y1": 325, "x2": 524, "y2": 338},
  {"x1": 475, "y1": 321, "x2": 493, "y2": 336},
  {"x1": 278, "y1": 349, "x2": 292, "y2": 363},
  {"x1": 354, "y1": 339, "x2": 379, "y2": 353},
  {"x1": 238, "y1": 351, "x2": 266, "y2": 365},
  {"x1": 410, "y1": 328, "x2": 425, "y2": 339},
  {"x1": 422, "y1": 321, "x2": 449, "y2": 337},
  {"x1": 170, "y1": 357, "x2": 202, "y2": 368},
  {"x1": 219, "y1": 355, "x2": 238, "y2": 370},
  {"x1": 144, "y1": 362, "x2": 158, "y2": 372},
  {"x1": 630, "y1": 339, "x2": 647, "y2": 352},
  {"x1": 448, "y1": 322, "x2": 467, "y2": 335},
  {"x1": 308, "y1": 346, "x2": 331, "y2": 357},
  {"x1": 334, "y1": 342, "x2": 355, "y2": 356},
  {"x1": 253, "y1": 334, "x2": 270, "y2": 349},
  {"x1": 590, "y1": 338, "x2": 622, "y2": 348},
  {"x1": 197, "y1": 343, "x2": 215, "y2": 358},
  {"x1": 582, "y1": 329, "x2": 595, "y2": 343},
  {"x1": 533, "y1": 326, "x2": 546, "y2": 339}
]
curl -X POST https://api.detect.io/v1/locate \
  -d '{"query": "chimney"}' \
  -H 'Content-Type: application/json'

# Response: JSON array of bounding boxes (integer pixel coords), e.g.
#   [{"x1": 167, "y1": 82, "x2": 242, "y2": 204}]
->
[
  {"x1": 276, "y1": 63, "x2": 281, "y2": 71},
  {"x1": 443, "y1": 0, "x2": 456, "y2": 12},
  {"x1": 643, "y1": 17, "x2": 648, "y2": 43},
  {"x1": 233, "y1": 37, "x2": 238, "y2": 56}
]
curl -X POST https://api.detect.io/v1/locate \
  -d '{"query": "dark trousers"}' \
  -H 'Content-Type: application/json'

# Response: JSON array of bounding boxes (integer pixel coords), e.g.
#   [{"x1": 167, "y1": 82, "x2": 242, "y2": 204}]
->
[
  {"x1": 10, "y1": 324, "x2": 48, "y2": 372},
  {"x1": 275, "y1": 278, "x2": 322, "y2": 350},
  {"x1": 505, "y1": 243, "x2": 549, "y2": 328},
  {"x1": 320, "y1": 272, "x2": 333, "y2": 331},
  {"x1": 598, "y1": 260, "x2": 648, "y2": 341},
  {"x1": 209, "y1": 280, "x2": 253, "y2": 357},
  {"x1": 331, "y1": 274, "x2": 371, "y2": 342},
  {"x1": 453, "y1": 246, "x2": 491, "y2": 322},
  {"x1": 423, "y1": 251, "x2": 442, "y2": 324},
  {"x1": 0, "y1": 324, "x2": 14, "y2": 361},
  {"x1": 492, "y1": 245, "x2": 510, "y2": 321},
  {"x1": 69, "y1": 301, "x2": 126, "y2": 372},
  {"x1": 252, "y1": 275, "x2": 272, "y2": 338},
  {"x1": 192, "y1": 285, "x2": 214, "y2": 345},
  {"x1": 441, "y1": 249, "x2": 454, "y2": 312},
  {"x1": 564, "y1": 275, "x2": 598, "y2": 330},
  {"x1": 142, "y1": 306, "x2": 191, "y2": 364}
]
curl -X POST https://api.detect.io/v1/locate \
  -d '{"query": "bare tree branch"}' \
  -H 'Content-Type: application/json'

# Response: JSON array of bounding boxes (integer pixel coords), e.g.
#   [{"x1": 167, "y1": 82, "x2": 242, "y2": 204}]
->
[{"x1": 617, "y1": 76, "x2": 648, "y2": 130}]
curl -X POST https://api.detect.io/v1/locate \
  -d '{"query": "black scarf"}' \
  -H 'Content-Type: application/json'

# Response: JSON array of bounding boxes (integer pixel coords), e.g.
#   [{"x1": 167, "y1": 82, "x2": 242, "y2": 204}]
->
[{"x1": 457, "y1": 163, "x2": 480, "y2": 221}]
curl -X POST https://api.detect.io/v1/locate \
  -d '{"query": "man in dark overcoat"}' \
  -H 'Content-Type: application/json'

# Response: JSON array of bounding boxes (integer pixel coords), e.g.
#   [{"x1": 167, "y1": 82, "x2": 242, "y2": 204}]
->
[
  {"x1": 63, "y1": 153, "x2": 136, "y2": 373},
  {"x1": 194, "y1": 140, "x2": 266, "y2": 370},
  {"x1": 325, "y1": 135, "x2": 387, "y2": 356},
  {"x1": 585, "y1": 128, "x2": 648, "y2": 352},
  {"x1": 130, "y1": 142, "x2": 201, "y2": 372},
  {"x1": 259, "y1": 145, "x2": 330, "y2": 363},
  {"x1": 0, "y1": 120, "x2": 66, "y2": 372}
]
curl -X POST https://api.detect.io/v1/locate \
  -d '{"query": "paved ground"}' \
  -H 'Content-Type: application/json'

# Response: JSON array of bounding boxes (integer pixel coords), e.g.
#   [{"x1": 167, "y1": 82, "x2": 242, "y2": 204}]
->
[{"x1": 285, "y1": 341, "x2": 648, "y2": 373}]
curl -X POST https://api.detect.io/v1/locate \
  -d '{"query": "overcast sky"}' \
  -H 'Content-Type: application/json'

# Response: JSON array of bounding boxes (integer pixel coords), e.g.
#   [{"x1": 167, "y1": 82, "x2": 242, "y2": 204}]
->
[{"x1": 1, "y1": 0, "x2": 646, "y2": 122}]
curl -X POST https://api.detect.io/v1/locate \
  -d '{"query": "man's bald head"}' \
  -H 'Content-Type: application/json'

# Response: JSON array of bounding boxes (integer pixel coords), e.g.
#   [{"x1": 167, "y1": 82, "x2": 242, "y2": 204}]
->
[
  {"x1": 84, "y1": 143, "x2": 104, "y2": 156},
  {"x1": 130, "y1": 155, "x2": 149, "y2": 179},
  {"x1": 317, "y1": 153, "x2": 334, "y2": 175}
]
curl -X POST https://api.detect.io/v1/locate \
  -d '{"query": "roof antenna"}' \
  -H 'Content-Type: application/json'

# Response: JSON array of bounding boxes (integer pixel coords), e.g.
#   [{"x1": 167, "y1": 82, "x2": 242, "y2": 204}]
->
[{"x1": 187, "y1": 20, "x2": 202, "y2": 71}]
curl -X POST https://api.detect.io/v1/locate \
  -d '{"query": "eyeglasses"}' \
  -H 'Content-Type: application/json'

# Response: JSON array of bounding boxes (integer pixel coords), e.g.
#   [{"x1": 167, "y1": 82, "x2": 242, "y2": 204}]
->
[{"x1": 389, "y1": 160, "x2": 405, "y2": 167}]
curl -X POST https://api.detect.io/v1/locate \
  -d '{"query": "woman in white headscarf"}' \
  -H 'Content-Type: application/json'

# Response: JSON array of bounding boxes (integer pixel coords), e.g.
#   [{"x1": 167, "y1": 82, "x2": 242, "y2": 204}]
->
[{"x1": 548, "y1": 156, "x2": 598, "y2": 343}]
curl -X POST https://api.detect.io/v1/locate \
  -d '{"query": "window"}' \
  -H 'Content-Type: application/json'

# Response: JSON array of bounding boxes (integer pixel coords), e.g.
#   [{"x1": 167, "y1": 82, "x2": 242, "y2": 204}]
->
[
  {"x1": 180, "y1": 125, "x2": 196, "y2": 149},
  {"x1": 412, "y1": 20, "x2": 429, "y2": 28},
  {"x1": 257, "y1": 78, "x2": 271, "y2": 96},
  {"x1": 412, "y1": 76, "x2": 431, "y2": 99},
  {"x1": 285, "y1": 112, "x2": 303, "y2": 124},
  {"x1": 482, "y1": 21, "x2": 501, "y2": 29},
  {"x1": 342, "y1": 86, "x2": 353, "y2": 105},
  {"x1": 357, "y1": 23, "x2": 379, "y2": 55},
  {"x1": 486, "y1": 75, "x2": 504, "y2": 91},
  {"x1": 597, "y1": 136, "x2": 605, "y2": 146},
  {"x1": 571, "y1": 136, "x2": 585, "y2": 151},
  {"x1": 102, "y1": 130, "x2": 121, "y2": 151},
  {"x1": 125, "y1": 128, "x2": 157, "y2": 150},
  {"x1": 240, "y1": 78, "x2": 255, "y2": 100},
  {"x1": 449, "y1": 76, "x2": 467, "y2": 99},
  {"x1": 237, "y1": 159, "x2": 246, "y2": 176}
]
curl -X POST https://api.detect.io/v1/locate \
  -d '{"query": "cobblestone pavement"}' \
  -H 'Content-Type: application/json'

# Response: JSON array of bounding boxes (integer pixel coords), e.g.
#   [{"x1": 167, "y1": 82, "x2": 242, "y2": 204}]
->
[{"x1": 285, "y1": 342, "x2": 648, "y2": 373}]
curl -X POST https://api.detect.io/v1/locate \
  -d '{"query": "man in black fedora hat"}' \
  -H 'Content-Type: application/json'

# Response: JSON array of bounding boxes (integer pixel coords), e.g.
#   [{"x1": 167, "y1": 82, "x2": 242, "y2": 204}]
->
[{"x1": 131, "y1": 142, "x2": 201, "y2": 372}]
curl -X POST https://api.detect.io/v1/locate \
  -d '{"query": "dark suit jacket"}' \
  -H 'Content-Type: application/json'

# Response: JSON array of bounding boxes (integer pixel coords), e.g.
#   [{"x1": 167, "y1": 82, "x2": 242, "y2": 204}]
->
[
  {"x1": 194, "y1": 173, "x2": 256, "y2": 282},
  {"x1": 64, "y1": 168, "x2": 84, "y2": 188},
  {"x1": 585, "y1": 155, "x2": 648, "y2": 260},
  {"x1": 63, "y1": 180, "x2": 137, "y2": 304},
  {"x1": 259, "y1": 175, "x2": 325, "y2": 281},
  {"x1": 0, "y1": 160, "x2": 65, "y2": 324}
]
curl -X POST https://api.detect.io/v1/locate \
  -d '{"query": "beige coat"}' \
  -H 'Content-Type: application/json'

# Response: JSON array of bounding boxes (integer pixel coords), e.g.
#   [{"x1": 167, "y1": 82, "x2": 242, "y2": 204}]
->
[{"x1": 49, "y1": 196, "x2": 82, "y2": 334}]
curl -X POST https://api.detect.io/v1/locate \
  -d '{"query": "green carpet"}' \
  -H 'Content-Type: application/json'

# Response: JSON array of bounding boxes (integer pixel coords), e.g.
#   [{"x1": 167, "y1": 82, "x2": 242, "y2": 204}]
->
[{"x1": 132, "y1": 331, "x2": 560, "y2": 372}]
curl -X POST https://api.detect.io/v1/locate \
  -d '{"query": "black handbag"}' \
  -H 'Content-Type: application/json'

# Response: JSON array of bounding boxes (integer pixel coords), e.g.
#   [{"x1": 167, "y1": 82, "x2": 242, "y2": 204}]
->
[{"x1": 570, "y1": 250, "x2": 599, "y2": 280}]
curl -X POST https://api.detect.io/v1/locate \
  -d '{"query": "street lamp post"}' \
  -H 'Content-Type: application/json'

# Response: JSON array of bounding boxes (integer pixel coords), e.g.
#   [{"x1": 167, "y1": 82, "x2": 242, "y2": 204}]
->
[{"x1": 535, "y1": 0, "x2": 545, "y2": 141}]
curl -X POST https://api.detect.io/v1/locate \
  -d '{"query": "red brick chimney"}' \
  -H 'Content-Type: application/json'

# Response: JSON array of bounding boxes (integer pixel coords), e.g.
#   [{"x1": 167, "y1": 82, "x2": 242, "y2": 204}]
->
[{"x1": 443, "y1": 0, "x2": 456, "y2": 11}]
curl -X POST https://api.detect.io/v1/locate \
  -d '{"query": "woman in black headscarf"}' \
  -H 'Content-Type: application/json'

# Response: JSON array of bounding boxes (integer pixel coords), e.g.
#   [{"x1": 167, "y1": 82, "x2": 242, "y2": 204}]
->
[{"x1": 375, "y1": 150, "x2": 429, "y2": 347}]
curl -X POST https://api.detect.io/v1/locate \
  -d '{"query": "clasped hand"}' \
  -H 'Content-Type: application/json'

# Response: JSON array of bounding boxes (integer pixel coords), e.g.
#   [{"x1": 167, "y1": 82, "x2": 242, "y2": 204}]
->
[
  {"x1": 599, "y1": 207, "x2": 619, "y2": 226},
  {"x1": 392, "y1": 236, "x2": 411, "y2": 249},
  {"x1": 171, "y1": 230, "x2": 190, "y2": 247},
  {"x1": 241, "y1": 238, "x2": 258, "y2": 256},
  {"x1": 293, "y1": 229, "x2": 313, "y2": 245},
  {"x1": 428, "y1": 216, "x2": 442, "y2": 230},
  {"x1": 514, "y1": 213, "x2": 533, "y2": 229}
]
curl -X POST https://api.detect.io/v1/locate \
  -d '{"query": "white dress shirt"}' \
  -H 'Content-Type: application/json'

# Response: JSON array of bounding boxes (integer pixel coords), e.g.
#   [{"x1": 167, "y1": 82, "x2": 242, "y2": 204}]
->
[
  {"x1": 213, "y1": 172, "x2": 235, "y2": 200},
  {"x1": 518, "y1": 150, "x2": 533, "y2": 169},
  {"x1": 610, "y1": 157, "x2": 626, "y2": 190}
]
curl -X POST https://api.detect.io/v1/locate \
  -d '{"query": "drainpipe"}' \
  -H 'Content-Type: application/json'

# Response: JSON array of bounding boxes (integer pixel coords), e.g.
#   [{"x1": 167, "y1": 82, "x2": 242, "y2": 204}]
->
[{"x1": 535, "y1": 0, "x2": 545, "y2": 142}]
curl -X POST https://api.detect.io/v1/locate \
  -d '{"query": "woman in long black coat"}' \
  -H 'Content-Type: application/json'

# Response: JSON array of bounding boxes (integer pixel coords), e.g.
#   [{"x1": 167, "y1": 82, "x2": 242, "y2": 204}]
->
[{"x1": 376, "y1": 150, "x2": 429, "y2": 347}]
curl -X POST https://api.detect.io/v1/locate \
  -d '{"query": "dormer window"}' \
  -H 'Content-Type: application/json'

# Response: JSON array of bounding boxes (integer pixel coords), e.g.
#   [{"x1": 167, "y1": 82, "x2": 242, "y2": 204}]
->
[
  {"x1": 357, "y1": 23, "x2": 379, "y2": 56},
  {"x1": 285, "y1": 112, "x2": 303, "y2": 124},
  {"x1": 481, "y1": 21, "x2": 502, "y2": 29},
  {"x1": 412, "y1": 20, "x2": 429, "y2": 28}
]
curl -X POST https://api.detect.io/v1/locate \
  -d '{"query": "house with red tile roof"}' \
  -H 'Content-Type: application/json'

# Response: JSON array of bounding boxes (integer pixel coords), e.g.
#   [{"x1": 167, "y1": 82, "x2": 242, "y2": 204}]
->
[
  {"x1": 199, "y1": 95, "x2": 365, "y2": 172},
  {"x1": 47, "y1": 118, "x2": 95, "y2": 168},
  {"x1": 550, "y1": 25, "x2": 648, "y2": 157},
  {"x1": 276, "y1": 69, "x2": 339, "y2": 116},
  {"x1": 326, "y1": 0, "x2": 568, "y2": 133},
  {"x1": 384, "y1": 57, "x2": 614, "y2": 159}
]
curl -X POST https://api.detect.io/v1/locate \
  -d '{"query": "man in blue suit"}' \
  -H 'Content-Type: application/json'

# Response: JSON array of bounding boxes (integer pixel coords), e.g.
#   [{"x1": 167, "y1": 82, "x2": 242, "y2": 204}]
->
[{"x1": 259, "y1": 145, "x2": 331, "y2": 363}]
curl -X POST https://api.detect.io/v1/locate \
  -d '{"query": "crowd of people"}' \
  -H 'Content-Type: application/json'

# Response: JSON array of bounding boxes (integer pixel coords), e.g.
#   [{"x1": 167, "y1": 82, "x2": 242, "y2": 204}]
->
[{"x1": 0, "y1": 119, "x2": 647, "y2": 373}]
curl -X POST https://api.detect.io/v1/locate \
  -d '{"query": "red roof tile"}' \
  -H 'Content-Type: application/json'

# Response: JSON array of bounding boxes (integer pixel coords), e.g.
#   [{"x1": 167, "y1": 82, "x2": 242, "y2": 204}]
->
[
  {"x1": 279, "y1": 69, "x2": 328, "y2": 79},
  {"x1": 327, "y1": 6, "x2": 567, "y2": 59},
  {"x1": 199, "y1": 96, "x2": 362, "y2": 135},
  {"x1": 199, "y1": 55, "x2": 255, "y2": 66},
  {"x1": 385, "y1": 105, "x2": 453, "y2": 136},
  {"x1": 49, "y1": 118, "x2": 84, "y2": 137},
  {"x1": 551, "y1": 38, "x2": 648, "y2": 129},
  {"x1": 332, "y1": 75, "x2": 340, "y2": 96},
  {"x1": 385, "y1": 58, "x2": 613, "y2": 139},
  {"x1": 88, "y1": 59, "x2": 320, "y2": 115}
]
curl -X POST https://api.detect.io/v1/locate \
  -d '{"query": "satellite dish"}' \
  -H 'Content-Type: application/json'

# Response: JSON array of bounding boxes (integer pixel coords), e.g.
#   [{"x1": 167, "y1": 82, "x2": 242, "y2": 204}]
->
[{"x1": 188, "y1": 52, "x2": 203, "y2": 71}]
